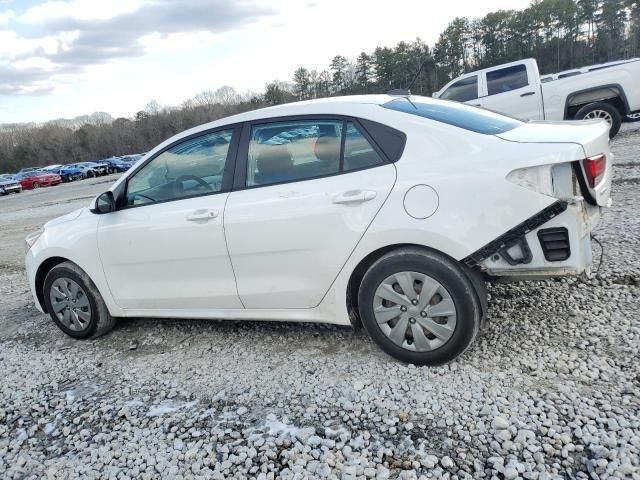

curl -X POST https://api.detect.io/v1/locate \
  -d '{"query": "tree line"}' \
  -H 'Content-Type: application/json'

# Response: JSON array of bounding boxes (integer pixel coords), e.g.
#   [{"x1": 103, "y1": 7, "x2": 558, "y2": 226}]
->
[
  {"x1": 290, "y1": 0, "x2": 639, "y2": 97},
  {"x1": 1, "y1": 0, "x2": 638, "y2": 173}
]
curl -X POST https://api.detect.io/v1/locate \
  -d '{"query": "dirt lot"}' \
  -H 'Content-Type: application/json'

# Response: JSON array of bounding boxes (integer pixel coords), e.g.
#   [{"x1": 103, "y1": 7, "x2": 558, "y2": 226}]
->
[{"x1": 1, "y1": 126, "x2": 639, "y2": 480}]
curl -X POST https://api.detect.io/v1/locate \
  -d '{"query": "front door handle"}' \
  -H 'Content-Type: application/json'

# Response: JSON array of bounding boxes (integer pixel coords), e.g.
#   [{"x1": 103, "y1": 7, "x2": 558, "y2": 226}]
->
[
  {"x1": 187, "y1": 209, "x2": 218, "y2": 221},
  {"x1": 520, "y1": 91, "x2": 535, "y2": 97},
  {"x1": 332, "y1": 190, "x2": 377, "y2": 204}
]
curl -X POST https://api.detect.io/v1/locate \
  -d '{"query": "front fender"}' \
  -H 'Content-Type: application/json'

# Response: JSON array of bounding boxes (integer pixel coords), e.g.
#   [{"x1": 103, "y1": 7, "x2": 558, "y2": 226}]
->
[{"x1": 26, "y1": 209, "x2": 123, "y2": 317}]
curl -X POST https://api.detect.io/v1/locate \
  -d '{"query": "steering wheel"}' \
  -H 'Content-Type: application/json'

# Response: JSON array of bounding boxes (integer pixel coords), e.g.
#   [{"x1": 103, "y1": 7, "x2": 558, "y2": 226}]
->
[{"x1": 173, "y1": 175, "x2": 212, "y2": 195}]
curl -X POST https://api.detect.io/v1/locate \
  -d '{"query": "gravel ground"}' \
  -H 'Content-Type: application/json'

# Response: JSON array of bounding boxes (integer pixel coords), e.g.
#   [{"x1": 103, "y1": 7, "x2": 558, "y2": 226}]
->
[{"x1": 1, "y1": 125, "x2": 639, "y2": 480}]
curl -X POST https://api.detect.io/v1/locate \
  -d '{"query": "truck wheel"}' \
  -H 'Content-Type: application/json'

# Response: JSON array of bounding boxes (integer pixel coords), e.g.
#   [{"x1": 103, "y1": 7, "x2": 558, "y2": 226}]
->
[
  {"x1": 625, "y1": 112, "x2": 640, "y2": 123},
  {"x1": 575, "y1": 102, "x2": 621, "y2": 139},
  {"x1": 357, "y1": 247, "x2": 482, "y2": 366},
  {"x1": 43, "y1": 261, "x2": 116, "y2": 339}
]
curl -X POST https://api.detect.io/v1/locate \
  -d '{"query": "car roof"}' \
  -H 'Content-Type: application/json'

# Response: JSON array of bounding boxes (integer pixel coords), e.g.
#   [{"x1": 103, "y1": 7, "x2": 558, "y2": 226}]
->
[{"x1": 200, "y1": 95, "x2": 397, "y2": 127}]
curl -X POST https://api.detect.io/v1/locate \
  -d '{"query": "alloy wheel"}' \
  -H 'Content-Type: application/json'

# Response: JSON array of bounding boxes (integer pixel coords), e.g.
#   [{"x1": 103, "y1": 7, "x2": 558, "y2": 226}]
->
[
  {"x1": 584, "y1": 109, "x2": 613, "y2": 126},
  {"x1": 373, "y1": 271, "x2": 457, "y2": 352},
  {"x1": 49, "y1": 277, "x2": 92, "y2": 332}
]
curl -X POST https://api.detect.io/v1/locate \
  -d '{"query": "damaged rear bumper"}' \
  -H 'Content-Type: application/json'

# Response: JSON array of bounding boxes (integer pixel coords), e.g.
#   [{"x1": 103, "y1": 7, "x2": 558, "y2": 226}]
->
[{"x1": 463, "y1": 198, "x2": 601, "y2": 280}]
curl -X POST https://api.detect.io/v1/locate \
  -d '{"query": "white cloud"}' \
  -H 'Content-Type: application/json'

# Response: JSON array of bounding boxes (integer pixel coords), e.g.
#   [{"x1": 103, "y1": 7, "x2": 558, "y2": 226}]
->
[
  {"x1": 20, "y1": 0, "x2": 143, "y2": 23},
  {"x1": 1, "y1": 0, "x2": 533, "y2": 123},
  {"x1": 138, "y1": 31, "x2": 225, "y2": 55},
  {"x1": 0, "y1": 8, "x2": 14, "y2": 25}
]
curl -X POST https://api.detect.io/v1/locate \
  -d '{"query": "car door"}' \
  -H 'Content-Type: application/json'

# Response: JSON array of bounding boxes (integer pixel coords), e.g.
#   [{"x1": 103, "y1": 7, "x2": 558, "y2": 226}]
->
[
  {"x1": 97, "y1": 126, "x2": 243, "y2": 311},
  {"x1": 479, "y1": 63, "x2": 543, "y2": 120},
  {"x1": 224, "y1": 117, "x2": 397, "y2": 309}
]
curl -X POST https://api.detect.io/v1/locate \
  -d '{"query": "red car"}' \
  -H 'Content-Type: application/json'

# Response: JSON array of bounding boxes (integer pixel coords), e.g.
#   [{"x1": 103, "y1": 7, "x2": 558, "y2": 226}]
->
[{"x1": 15, "y1": 171, "x2": 62, "y2": 190}]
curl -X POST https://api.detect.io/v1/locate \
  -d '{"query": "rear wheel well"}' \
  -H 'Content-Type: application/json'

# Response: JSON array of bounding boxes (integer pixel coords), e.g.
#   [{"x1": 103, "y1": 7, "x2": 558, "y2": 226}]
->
[
  {"x1": 35, "y1": 257, "x2": 70, "y2": 312},
  {"x1": 567, "y1": 95, "x2": 626, "y2": 119},
  {"x1": 346, "y1": 244, "x2": 487, "y2": 329}
]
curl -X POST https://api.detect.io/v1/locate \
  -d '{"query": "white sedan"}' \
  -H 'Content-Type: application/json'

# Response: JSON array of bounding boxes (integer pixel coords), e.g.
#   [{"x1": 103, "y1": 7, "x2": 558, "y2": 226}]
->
[{"x1": 25, "y1": 95, "x2": 612, "y2": 365}]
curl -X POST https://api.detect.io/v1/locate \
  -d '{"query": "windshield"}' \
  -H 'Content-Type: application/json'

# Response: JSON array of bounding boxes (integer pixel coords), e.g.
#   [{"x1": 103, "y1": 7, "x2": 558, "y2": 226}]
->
[{"x1": 382, "y1": 98, "x2": 522, "y2": 135}]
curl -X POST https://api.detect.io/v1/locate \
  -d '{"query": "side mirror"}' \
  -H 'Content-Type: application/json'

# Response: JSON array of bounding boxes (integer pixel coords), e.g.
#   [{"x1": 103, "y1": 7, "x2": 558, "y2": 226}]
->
[{"x1": 91, "y1": 191, "x2": 116, "y2": 214}]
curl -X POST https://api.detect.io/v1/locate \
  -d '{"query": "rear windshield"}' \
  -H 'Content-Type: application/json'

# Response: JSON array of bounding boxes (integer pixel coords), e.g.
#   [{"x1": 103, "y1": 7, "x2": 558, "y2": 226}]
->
[{"x1": 382, "y1": 98, "x2": 522, "y2": 135}]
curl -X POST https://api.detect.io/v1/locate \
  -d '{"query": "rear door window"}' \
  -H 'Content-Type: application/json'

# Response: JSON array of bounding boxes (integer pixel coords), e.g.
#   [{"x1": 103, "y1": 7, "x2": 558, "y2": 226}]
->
[
  {"x1": 440, "y1": 76, "x2": 479, "y2": 102},
  {"x1": 246, "y1": 120, "x2": 343, "y2": 187},
  {"x1": 243, "y1": 119, "x2": 396, "y2": 187},
  {"x1": 486, "y1": 65, "x2": 528, "y2": 96}
]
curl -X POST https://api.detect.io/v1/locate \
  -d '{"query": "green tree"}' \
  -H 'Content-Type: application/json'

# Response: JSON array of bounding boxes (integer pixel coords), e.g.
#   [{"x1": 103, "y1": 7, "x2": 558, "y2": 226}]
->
[
  {"x1": 329, "y1": 55, "x2": 349, "y2": 92},
  {"x1": 264, "y1": 81, "x2": 293, "y2": 105},
  {"x1": 355, "y1": 52, "x2": 373, "y2": 92},
  {"x1": 292, "y1": 67, "x2": 312, "y2": 100}
]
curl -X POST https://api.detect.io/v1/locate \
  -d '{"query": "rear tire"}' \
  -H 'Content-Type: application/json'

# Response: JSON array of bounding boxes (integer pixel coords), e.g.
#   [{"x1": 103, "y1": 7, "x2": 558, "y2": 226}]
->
[
  {"x1": 43, "y1": 261, "x2": 115, "y2": 339},
  {"x1": 32, "y1": 182, "x2": 40, "y2": 189},
  {"x1": 575, "y1": 101, "x2": 622, "y2": 139},
  {"x1": 358, "y1": 247, "x2": 481, "y2": 366}
]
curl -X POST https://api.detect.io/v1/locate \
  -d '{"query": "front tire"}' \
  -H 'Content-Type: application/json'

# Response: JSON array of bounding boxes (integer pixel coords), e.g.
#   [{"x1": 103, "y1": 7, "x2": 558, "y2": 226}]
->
[
  {"x1": 43, "y1": 262, "x2": 115, "y2": 339},
  {"x1": 574, "y1": 101, "x2": 622, "y2": 139},
  {"x1": 358, "y1": 248, "x2": 481, "y2": 366}
]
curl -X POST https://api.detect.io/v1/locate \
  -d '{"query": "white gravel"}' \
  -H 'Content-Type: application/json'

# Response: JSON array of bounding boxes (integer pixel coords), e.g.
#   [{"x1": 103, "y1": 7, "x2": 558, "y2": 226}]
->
[{"x1": 0, "y1": 124, "x2": 639, "y2": 479}]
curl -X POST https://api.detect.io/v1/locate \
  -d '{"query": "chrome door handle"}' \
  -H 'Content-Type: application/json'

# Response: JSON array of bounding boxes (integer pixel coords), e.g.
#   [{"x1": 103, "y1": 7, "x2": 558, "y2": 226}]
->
[
  {"x1": 187, "y1": 209, "x2": 218, "y2": 221},
  {"x1": 332, "y1": 190, "x2": 377, "y2": 204}
]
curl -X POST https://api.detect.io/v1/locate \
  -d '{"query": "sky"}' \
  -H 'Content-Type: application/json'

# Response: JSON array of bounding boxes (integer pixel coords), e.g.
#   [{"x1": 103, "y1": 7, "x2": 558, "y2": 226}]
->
[{"x1": 0, "y1": 0, "x2": 531, "y2": 124}]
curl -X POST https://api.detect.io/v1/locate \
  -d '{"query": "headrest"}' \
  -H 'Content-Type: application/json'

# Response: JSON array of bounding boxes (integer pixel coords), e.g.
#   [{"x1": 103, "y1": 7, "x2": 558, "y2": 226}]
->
[
  {"x1": 314, "y1": 135, "x2": 340, "y2": 163},
  {"x1": 255, "y1": 144, "x2": 293, "y2": 174}
]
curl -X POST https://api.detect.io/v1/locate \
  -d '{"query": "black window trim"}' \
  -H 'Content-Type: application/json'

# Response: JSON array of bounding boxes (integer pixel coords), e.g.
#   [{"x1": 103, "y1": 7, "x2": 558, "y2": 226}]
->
[
  {"x1": 117, "y1": 123, "x2": 243, "y2": 211},
  {"x1": 232, "y1": 114, "x2": 395, "y2": 191}
]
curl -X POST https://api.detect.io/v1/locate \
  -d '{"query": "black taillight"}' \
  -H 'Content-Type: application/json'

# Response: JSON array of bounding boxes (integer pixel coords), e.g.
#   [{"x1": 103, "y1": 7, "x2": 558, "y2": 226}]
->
[{"x1": 537, "y1": 227, "x2": 571, "y2": 261}]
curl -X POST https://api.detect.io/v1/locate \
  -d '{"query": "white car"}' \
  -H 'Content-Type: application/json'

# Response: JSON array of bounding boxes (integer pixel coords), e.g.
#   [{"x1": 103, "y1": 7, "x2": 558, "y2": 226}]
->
[
  {"x1": 24, "y1": 95, "x2": 612, "y2": 365},
  {"x1": 433, "y1": 58, "x2": 640, "y2": 138}
]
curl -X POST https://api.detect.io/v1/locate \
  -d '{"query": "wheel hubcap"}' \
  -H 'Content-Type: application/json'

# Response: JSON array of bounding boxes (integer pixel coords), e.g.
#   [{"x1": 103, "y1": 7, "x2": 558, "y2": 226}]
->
[
  {"x1": 373, "y1": 271, "x2": 457, "y2": 352},
  {"x1": 49, "y1": 277, "x2": 91, "y2": 331},
  {"x1": 584, "y1": 110, "x2": 613, "y2": 126}
]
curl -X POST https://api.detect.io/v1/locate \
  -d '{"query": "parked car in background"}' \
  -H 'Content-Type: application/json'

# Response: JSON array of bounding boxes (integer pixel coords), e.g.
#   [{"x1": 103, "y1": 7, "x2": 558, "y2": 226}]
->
[
  {"x1": 18, "y1": 167, "x2": 41, "y2": 173},
  {"x1": 95, "y1": 158, "x2": 132, "y2": 173},
  {"x1": 65, "y1": 162, "x2": 107, "y2": 178},
  {"x1": 14, "y1": 171, "x2": 62, "y2": 190},
  {"x1": 25, "y1": 94, "x2": 612, "y2": 365},
  {"x1": 41, "y1": 164, "x2": 84, "y2": 182},
  {"x1": 0, "y1": 174, "x2": 22, "y2": 195},
  {"x1": 118, "y1": 154, "x2": 145, "y2": 167},
  {"x1": 433, "y1": 57, "x2": 640, "y2": 138}
]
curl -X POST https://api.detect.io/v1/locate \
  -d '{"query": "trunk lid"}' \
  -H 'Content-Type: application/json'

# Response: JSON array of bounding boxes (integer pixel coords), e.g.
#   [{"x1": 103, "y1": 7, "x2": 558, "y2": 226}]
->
[{"x1": 498, "y1": 120, "x2": 612, "y2": 207}]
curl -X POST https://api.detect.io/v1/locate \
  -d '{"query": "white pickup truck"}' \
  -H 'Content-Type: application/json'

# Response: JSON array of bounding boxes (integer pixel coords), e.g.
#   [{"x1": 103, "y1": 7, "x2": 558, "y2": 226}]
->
[{"x1": 432, "y1": 58, "x2": 640, "y2": 138}]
